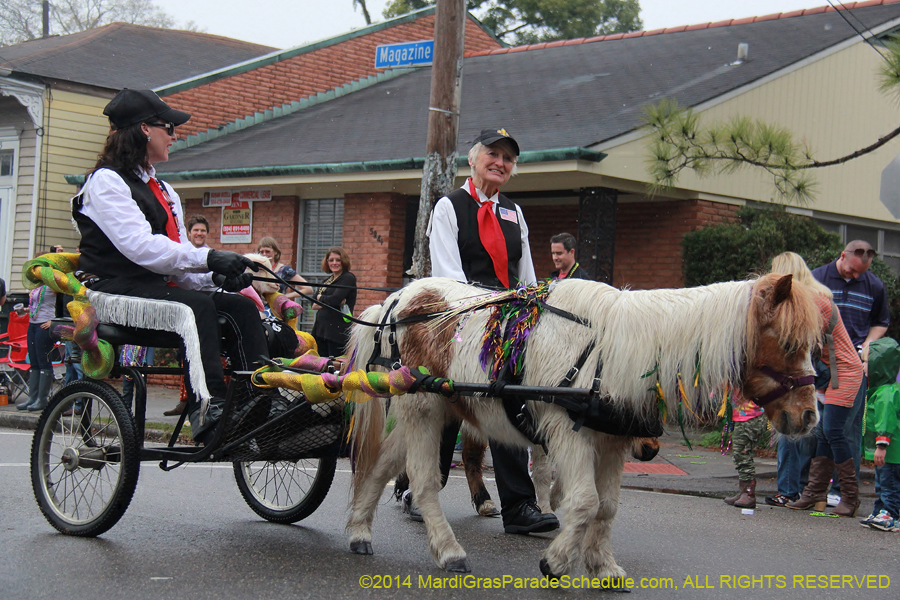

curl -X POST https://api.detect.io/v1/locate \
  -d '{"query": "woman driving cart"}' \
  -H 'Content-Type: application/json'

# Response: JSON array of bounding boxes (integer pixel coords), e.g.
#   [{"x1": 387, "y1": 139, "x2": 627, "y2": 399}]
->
[{"x1": 73, "y1": 88, "x2": 268, "y2": 444}]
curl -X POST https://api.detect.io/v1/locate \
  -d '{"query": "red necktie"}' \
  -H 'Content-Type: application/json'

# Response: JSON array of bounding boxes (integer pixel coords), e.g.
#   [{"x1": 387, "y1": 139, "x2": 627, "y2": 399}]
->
[
  {"x1": 147, "y1": 178, "x2": 181, "y2": 243},
  {"x1": 469, "y1": 179, "x2": 509, "y2": 288}
]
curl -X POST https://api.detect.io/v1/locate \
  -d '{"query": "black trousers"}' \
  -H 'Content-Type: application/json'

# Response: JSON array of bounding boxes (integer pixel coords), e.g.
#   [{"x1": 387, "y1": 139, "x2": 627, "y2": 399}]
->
[
  {"x1": 91, "y1": 277, "x2": 269, "y2": 399},
  {"x1": 314, "y1": 335, "x2": 346, "y2": 359},
  {"x1": 438, "y1": 421, "x2": 537, "y2": 520}
]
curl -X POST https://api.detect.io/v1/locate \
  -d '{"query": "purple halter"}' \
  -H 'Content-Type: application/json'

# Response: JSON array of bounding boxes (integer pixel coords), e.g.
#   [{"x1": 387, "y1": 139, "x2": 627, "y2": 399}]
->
[{"x1": 752, "y1": 366, "x2": 816, "y2": 407}]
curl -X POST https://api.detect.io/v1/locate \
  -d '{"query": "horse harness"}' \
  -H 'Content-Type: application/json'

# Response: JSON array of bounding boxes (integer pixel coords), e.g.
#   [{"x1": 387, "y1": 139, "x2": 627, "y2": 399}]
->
[{"x1": 365, "y1": 293, "x2": 664, "y2": 441}]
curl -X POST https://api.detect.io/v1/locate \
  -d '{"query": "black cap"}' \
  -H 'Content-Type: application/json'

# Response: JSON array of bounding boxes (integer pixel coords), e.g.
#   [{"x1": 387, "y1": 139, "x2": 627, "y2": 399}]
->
[
  {"x1": 473, "y1": 127, "x2": 519, "y2": 156},
  {"x1": 103, "y1": 89, "x2": 191, "y2": 130}
]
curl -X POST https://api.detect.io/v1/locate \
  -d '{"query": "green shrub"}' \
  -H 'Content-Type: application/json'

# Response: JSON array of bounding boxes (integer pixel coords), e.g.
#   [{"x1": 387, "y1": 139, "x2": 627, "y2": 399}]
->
[
  {"x1": 682, "y1": 206, "x2": 842, "y2": 285},
  {"x1": 682, "y1": 206, "x2": 900, "y2": 340}
]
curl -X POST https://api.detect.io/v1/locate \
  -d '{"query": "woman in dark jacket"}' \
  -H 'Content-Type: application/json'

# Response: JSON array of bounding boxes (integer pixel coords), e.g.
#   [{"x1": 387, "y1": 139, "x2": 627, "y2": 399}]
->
[{"x1": 311, "y1": 247, "x2": 356, "y2": 357}]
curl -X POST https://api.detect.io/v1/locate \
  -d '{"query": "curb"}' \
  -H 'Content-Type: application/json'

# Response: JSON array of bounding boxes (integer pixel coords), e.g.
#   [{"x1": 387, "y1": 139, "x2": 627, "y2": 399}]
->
[
  {"x1": 0, "y1": 410, "x2": 181, "y2": 444},
  {"x1": 0, "y1": 410, "x2": 38, "y2": 431}
]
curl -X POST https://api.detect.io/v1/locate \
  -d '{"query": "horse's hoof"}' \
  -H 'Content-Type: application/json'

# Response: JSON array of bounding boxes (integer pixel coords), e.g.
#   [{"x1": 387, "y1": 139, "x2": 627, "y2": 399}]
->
[
  {"x1": 477, "y1": 500, "x2": 500, "y2": 517},
  {"x1": 350, "y1": 540, "x2": 373, "y2": 555},
  {"x1": 539, "y1": 558, "x2": 560, "y2": 582},
  {"x1": 445, "y1": 558, "x2": 471, "y2": 573}
]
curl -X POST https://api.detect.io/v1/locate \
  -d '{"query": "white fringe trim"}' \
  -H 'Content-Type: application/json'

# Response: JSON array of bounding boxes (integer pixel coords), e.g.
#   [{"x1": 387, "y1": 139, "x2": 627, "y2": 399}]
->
[{"x1": 87, "y1": 290, "x2": 212, "y2": 422}]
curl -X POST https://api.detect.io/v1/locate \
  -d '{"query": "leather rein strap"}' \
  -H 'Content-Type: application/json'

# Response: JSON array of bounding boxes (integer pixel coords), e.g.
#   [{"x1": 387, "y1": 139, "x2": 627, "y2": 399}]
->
[{"x1": 753, "y1": 366, "x2": 816, "y2": 407}]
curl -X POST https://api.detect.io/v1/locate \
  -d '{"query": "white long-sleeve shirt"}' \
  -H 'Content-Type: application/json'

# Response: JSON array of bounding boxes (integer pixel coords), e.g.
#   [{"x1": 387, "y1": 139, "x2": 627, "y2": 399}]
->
[
  {"x1": 426, "y1": 179, "x2": 536, "y2": 286},
  {"x1": 81, "y1": 167, "x2": 216, "y2": 291}
]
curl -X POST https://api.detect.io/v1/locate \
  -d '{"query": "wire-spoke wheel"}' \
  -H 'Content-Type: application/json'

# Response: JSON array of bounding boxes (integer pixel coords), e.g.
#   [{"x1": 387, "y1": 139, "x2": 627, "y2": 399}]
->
[
  {"x1": 31, "y1": 380, "x2": 140, "y2": 536},
  {"x1": 234, "y1": 456, "x2": 336, "y2": 523}
]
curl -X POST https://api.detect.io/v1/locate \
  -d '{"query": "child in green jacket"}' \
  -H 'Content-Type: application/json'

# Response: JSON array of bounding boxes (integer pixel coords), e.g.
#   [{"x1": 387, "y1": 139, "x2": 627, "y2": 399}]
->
[{"x1": 860, "y1": 337, "x2": 900, "y2": 532}]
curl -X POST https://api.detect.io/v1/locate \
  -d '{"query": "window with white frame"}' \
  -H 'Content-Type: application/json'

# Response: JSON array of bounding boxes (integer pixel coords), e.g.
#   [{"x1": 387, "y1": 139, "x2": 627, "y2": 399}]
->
[{"x1": 297, "y1": 198, "x2": 344, "y2": 332}]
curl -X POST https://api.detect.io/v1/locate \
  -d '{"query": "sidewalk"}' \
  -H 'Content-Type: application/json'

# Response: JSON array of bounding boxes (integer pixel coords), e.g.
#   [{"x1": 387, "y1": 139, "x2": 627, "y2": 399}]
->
[
  {"x1": 0, "y1": 381, "x2": 186, "y2": 432},
  {"x1": 2, "y1": 386, "x2": 878, "y2": 507},
  {"x1": 467, "y1": 427, "x2": 876, "y2": 505}
]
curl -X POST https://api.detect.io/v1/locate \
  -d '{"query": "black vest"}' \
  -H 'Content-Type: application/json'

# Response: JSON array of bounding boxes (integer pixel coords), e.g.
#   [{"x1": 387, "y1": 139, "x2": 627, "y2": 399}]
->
[
  {"x1": 446, "y1": 187, "x2": 523, "y2": 289},
  {"x1": 73, "y1": 168, "x2": 171, "y2": 281}
]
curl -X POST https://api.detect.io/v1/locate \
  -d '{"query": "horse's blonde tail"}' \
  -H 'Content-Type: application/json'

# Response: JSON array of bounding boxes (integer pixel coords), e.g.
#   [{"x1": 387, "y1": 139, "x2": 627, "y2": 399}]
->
[{"x1": 346, "y1": 304, "x2": 389, "y2": 490}]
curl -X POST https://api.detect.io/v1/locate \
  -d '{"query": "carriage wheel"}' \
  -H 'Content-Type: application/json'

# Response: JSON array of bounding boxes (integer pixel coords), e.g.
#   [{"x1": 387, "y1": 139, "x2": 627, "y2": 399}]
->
[
  {"x1": 31, "y1": 380, "x2": 140, "y2": 536},
  {"x1": 233, "y1": 456, "x2": 337, "y2": 523}
]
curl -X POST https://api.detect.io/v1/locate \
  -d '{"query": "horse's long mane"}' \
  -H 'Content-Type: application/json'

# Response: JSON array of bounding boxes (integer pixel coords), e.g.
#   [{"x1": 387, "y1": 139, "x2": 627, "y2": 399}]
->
[{"x1": 526, "y1": 278, "x2": 752, "y2": 416}]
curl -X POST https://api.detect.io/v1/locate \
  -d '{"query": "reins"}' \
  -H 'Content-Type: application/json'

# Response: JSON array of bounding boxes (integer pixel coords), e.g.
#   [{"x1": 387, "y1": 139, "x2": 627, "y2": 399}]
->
[{"x1": 752, "y1": 366, "x2": 816, "y2": 407}]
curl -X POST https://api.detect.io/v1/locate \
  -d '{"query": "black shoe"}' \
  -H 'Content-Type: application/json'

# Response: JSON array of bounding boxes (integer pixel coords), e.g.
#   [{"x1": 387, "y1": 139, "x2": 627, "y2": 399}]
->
[
  {"x1": 401, "y1": 490, "x2": 423, "y2": 522},
  {"x1": 503, "y1": 501, "x2": 559, "y2": 535},
  {"x1": 189, "y1": 398, "x2": 225, "y2": 446}
]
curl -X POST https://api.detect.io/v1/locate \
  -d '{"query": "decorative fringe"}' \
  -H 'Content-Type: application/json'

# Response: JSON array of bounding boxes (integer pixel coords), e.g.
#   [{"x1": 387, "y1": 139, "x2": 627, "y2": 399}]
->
[{"x1": 88, "y1": 290, "x2": 212, "y2": 420}]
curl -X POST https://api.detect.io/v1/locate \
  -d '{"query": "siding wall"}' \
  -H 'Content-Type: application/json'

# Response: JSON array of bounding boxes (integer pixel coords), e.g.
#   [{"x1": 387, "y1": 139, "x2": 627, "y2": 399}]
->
[
  {"x1": 38, "y1": 88, "x2": 109, "y2": 254},
  {"x1": 599, "y1": 41, "x2": 900, "y2": 225}
]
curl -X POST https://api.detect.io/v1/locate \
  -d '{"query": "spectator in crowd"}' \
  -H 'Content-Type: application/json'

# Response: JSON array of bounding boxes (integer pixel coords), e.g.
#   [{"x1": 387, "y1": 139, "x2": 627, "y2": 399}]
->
[
  {"x1": 859, "y1": 337, "x2": 900, "y2": 532},
  {"x1": 257, "y1": 237, "x2": 313, "y2": 298},
  {"x1": 550, "y1": 232, "x2": 590, "y2": 280},
  {"x1": 771, "y1": 252, "x2": 865, "y2": 517},
  {"x1": 16, "y1": 250, "x2": 60, "y2": 412},
  {"x1": 723, "y1": 387, "x2": 766, "y2": 509},
  {"x1": 311, "y1": 247, "x2": 356, "y2": 358},
  {"x1": 812, "y1": 240, "x2": 889, "y2": 504},
  {"x1": 187, "y1": 215, "x2": 210, "y2": 248}
]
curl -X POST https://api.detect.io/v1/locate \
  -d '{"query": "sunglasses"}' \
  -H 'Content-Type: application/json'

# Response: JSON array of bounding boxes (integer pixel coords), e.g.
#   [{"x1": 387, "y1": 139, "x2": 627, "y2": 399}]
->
[
  {"x1": 851, "y1": 248, "x2": 876, "y2": 259},
  {"x1": 146, "y1": 122, "x2": 176, "y2": 136}
]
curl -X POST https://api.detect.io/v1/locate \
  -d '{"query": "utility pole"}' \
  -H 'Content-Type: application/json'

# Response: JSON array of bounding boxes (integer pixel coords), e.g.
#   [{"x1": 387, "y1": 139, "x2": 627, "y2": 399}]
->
[{"x1": 408, "y1": 0, "x2": 466, "y2": 279}]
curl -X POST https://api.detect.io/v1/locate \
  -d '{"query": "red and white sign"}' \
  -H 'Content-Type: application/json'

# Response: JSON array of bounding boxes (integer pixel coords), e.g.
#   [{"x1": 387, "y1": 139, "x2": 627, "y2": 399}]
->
[
  {"x1": 221, "y1": 198, "x2": 252, "y2": 244},
  {"x1": 203, "y1": 190, "x2": 233, "y2": 207}
]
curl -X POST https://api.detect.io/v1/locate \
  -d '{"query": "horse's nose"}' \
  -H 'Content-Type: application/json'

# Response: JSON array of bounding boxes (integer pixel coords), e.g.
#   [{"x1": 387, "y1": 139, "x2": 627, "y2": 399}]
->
[{"x1": 802, "y1": 408, "x2": 818, "y2": 432}]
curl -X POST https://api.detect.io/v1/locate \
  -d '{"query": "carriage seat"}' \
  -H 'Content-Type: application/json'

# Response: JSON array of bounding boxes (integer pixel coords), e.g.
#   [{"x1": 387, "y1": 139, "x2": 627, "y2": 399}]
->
[{"x1": 50, "y1": 318, "x2": 184, "y2": 350}]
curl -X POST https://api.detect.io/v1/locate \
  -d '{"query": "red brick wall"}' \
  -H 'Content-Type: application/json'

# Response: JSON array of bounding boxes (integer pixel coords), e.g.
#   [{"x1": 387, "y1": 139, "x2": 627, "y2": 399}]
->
[
  {"x1": 182, "y1": 195, "x2": 301, "y2": 260},
  {"x1": 343, "y1": 192, "x2": 409, "y2": 312},
  {"x1": 167, "y1": 15, "x2": 502, "y2": 138},
  {"x1": 519, "y1": 204, "x2": 579, "y2": 280},
  {"x1": 614, "y1": 200, "x2": 740, "y2": 289}
]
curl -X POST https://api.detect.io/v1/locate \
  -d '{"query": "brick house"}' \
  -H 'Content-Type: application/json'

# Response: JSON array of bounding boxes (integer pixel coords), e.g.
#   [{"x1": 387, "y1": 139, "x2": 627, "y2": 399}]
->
[{"x1": 148, "y1": 2, "x2": 900, "y2": 321}]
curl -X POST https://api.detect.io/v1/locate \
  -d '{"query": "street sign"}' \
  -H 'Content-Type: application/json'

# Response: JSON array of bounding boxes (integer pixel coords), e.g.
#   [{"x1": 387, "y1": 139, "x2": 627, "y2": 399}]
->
[{"x1": 375, "y1": 40, "x2": 434, "y2": 68}]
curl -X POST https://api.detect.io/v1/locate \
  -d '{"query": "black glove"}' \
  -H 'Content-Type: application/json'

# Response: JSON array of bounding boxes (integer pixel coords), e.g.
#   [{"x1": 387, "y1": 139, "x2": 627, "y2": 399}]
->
[
  {"x1": 207, "y1": 249, "x2": 258, "y2": 278},
  {"x1": 212, "y1": 272, "x2": 254, "y2": 292}
]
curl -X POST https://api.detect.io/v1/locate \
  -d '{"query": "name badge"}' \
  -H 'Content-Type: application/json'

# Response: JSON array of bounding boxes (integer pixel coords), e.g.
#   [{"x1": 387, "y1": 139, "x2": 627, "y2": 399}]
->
[{"x1": 498, "y1": 207, "x2": 517, "y2": 223}]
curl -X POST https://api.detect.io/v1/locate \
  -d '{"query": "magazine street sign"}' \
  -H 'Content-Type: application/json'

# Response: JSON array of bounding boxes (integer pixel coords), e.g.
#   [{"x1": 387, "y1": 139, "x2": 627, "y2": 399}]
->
[{"x1": 375, "y1": 40, "x2": 434, "y2": 68}]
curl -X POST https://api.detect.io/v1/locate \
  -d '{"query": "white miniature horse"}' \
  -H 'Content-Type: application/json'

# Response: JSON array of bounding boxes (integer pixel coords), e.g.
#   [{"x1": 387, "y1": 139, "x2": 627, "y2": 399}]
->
[{"x1": 346, "y1": 275, "x2": 820, "y2": 577}]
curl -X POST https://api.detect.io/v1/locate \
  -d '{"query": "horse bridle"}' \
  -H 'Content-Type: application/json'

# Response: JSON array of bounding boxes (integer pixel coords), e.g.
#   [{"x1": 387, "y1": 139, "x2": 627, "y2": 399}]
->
[{"x1": 752, "y1": 365, "x2": 816, "y2": 407}]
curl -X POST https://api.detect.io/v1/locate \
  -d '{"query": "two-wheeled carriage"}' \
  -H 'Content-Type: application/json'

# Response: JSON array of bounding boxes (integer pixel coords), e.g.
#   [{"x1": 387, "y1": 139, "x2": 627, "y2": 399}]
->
[{"x1": 30, "y1": 321, "x2": 344, "y2": 537}]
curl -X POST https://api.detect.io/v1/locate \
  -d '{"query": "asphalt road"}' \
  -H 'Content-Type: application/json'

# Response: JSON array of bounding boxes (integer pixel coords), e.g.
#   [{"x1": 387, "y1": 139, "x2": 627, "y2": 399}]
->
[{"x1": 0, "y1": 427, "x2": 895, "y2": 600}]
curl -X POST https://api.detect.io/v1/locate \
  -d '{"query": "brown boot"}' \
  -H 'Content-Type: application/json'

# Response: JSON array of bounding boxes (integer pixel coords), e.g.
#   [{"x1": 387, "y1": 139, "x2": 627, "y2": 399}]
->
[
  {"x1": 163, "y1": 401, "x2": 186, "y2": 416},
  {"x1": 830, "y1": 459, "x2": 860, "y2": 517},
  {"x1": 734, "y1": 480, "x2": 756, "y2": 508},
  {"x1": 787, "y1": 456, "x2": 834, "y2": 511},
  {"x1": 724, "y1": 480, "x2": 755, "y2": 507}
]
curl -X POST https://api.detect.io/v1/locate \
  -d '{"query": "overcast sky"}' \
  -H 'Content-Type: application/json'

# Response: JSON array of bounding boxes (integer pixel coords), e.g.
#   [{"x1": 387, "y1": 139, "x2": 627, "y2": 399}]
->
[{"x1": 152, "y1": 0, "x2": 837, "y2": 49}]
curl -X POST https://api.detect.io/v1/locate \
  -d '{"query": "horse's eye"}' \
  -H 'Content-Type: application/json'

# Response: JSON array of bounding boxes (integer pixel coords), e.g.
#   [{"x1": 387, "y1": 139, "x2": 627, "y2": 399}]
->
[{"x1": 782, "y1": 343, "x2": 797, "y2": 355}]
